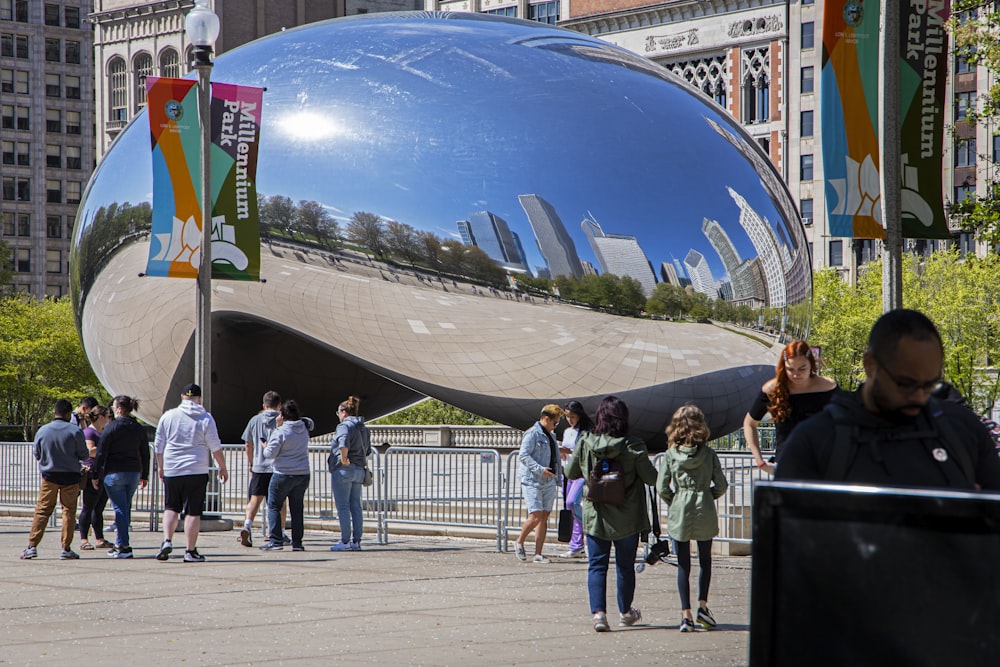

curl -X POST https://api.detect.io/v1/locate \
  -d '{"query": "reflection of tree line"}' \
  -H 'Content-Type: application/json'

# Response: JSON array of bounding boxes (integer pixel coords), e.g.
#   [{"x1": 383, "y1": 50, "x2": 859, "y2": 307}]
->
[
  {"x1": 73, "y1": 201, "x2": 152, "y2": 309},
  {"x1": 256, "y1": 194, "x2": 810, "y2": 332}
]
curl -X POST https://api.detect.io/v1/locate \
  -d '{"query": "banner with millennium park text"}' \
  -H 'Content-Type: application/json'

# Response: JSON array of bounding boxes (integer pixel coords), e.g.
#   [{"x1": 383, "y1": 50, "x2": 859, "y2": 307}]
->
[
  {"x1": 821, "y1": 0, "x2": 952, "y2": 239},
  {"x1": 145, "y1": 76, "x2": 263, "y2": 280}
]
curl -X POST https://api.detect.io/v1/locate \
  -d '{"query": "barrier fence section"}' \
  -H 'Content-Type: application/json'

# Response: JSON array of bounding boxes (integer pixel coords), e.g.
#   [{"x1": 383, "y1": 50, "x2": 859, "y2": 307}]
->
[{"x1": 1, "y1": 440, "x2": 769, "y2": 551}]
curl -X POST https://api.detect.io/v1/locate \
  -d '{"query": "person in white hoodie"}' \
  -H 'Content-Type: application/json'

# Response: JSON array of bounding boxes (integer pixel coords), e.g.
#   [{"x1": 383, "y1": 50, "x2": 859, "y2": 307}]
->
[
  {"x1": 153, "y1": 384, "x2": 229, "y2": 563},
  {"x1": 259, "y1": 399, "x2": 311, "y2": 552}
]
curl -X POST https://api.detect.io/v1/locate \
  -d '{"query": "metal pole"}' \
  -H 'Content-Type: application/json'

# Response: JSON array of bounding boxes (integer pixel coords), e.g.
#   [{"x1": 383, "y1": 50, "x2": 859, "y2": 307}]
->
[
  {"x1": 879, "y1": 0, "x2": 902, "y2": 311},
  {"x1": 195, "y1": 56, "x2": 213, "y2": 411}
]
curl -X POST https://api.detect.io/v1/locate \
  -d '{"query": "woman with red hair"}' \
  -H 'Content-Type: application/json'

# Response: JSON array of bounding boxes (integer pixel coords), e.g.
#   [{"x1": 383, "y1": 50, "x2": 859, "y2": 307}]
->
[{"x1": 742, "y1": 341, "x2": 838, "y2": 474}]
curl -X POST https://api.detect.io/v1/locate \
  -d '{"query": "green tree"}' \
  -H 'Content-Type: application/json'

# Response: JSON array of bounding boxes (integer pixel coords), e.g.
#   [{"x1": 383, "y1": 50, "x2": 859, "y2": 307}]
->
[
  {"x1": 346, "y1": 211, "x2": 387, "y2": 258},
  {"x1": 259, "y1": 194, "x2": 296, "y2": 239},
  {"x1": 296, "y1": 200, "x2": 338, "y2": 248},
  {"x1": 0, "y1": 296, "x2": 108, "y2": 438},
  {"x1": 384, "y1": 220, "x2": 421, "y2": 267},
  {"x1": 371, "y1": 398, "x2": 498, "y2": 425}
]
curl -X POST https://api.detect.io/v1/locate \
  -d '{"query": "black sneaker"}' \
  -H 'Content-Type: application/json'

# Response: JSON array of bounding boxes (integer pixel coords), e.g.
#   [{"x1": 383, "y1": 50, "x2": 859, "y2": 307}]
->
[
  {"x1": 259, "y1": 541, "x2": 283, "y2": 551},
  {"x1": 156, "y1": 541, "x2": 173, "y2": 561},
  {"x1": 292, "y1": 545, "x2": 305, "y2": 552},
  {"x1": 696, "y1": 606, "x2": 717, "y2": 629},
  {"x1": 183, "y1": 549, "x2": 205, "y2": 563},
  {"x1": 679, "y1": 618, "x2": 696, "y2": 633}
]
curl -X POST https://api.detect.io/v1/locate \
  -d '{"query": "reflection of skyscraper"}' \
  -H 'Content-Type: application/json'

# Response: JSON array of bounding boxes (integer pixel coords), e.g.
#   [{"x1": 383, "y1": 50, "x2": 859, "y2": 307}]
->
[
  {"x1": 727, "y1": 187, "x2": 786, "y2": 307},
  {"x1": 457, "y1": 220, "x2": 473, "y2": 245},
  {"x1": 580, "y1": 216, "x2": 657, "y2": 296},
  {"x1": 672, "y1": 258, "x2": 691, "y2": 287},
  {"x1": 518, "y1": 194, "x2": 584, "y2": 279},
  {"x1": 461, "y1": 211, "x2": 529, "y2": 273},
  {"x1": 684, "y1": 249, "x2": 716, "y2": 297},
  {"x1": 581, "y1": 260, "x2": 599, "y2": 276},
  {"x1": 702, "y1": 217, "x2": 760, "y2": 302},
  {"x1": 660, "y1": 261, "x2": 680, "y2": 287}
]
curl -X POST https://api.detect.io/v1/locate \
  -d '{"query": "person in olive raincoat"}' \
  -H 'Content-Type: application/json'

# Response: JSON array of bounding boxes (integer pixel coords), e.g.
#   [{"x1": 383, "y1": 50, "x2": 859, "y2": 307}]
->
[
  {"x1": 657, "y1": 404, "x2": 728, "y2": 633},
  {"x1": 565, "y1": 395, "x2": 658, "y2": 633}
]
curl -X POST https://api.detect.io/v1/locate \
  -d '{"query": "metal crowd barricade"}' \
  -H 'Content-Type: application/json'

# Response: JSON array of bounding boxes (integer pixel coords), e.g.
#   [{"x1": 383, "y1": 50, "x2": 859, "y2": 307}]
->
[{"x1": 381, "y1": 446, "x2": 505, "y2": 550}]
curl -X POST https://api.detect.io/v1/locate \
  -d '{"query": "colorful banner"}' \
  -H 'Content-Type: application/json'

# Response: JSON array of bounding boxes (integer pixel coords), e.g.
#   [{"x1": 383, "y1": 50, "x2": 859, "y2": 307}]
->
[
  {"x1": 145, "y1": 77, "x2": 263, "y2": 280},
  {"x1": 208, "y1": 82, "x2": 263, "y2": 280},
  {"x1": 146, "y1": 76, "x2": 201, "y2": 278},
  {"x1": 821, "y1": 1, "x2": 951, "y2": 239}
]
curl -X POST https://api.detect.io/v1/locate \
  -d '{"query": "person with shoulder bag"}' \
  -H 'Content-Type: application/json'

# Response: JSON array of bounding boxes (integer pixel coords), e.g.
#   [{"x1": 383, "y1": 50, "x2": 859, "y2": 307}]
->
[
  {"x1": 565, "y1": 395, "x2": 658, "y2": 633},
  {"x1": 657, "y1": 404, "x2": 728, "y2": 633},
  {"x1": 329, "y1": 395, "x2": 370, "y2": 552}
]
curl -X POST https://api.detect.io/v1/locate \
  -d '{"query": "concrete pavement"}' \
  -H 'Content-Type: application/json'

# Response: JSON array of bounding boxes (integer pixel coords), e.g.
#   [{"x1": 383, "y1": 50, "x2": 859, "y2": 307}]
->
[{"x1": 0, "y1": 517, "x2": 751, "y2": 666}]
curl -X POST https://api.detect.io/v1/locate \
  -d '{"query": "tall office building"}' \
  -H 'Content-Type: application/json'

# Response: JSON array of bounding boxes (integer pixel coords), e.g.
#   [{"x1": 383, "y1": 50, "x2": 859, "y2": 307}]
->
[
  {"x1": 517, "y1": 193, "x2": 583, "y2": 279},
  {"x1": 1, "y1": 0, "x2": 93, "y2": 297},
  {"x1": 702, "y1": 216, "x2": 762, "y2": 303},
  {"x1": 727, "y1": 186, "x2": 785, "y2": 308},
  {"x1": 580, "y1": 216, "x2": 657, "y2": 296},
  {"x1": 683, "y1": 248, "x2": 715, "y2": 298},
  {"x1": 659, "y1": 261, "x2": 679, "y2": 287},
  {"x1": 463, "y1": 210, "x2": 528, "y2": 273}
]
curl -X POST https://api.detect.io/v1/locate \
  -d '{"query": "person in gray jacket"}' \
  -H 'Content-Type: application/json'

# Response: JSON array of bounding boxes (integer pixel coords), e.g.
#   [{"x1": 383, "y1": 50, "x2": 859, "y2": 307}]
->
[
  {"x1": 21, "y1": 399, "x2": 88, "y2": 560},
  {"x1": 259, "y1": 399, "x2": 311, "y2": 552},
  {"x1": 657, "y1": 404, "x2": 728, "y2": 633}
]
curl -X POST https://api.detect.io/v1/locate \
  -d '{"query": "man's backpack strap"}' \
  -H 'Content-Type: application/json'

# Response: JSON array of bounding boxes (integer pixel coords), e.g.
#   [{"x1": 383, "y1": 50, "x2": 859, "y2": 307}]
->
[
  {"x1": 825, "y1": 401, "x2": 858, "y2": 481},
  {"x1": 921, "y1": 398, "x2": 975, "y2": 487}
]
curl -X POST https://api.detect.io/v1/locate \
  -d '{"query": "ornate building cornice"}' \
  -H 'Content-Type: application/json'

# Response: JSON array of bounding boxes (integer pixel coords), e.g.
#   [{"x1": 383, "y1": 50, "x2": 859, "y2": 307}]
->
[{"x1": 561, "y1": 0, "x2": 785, "y2": 37}]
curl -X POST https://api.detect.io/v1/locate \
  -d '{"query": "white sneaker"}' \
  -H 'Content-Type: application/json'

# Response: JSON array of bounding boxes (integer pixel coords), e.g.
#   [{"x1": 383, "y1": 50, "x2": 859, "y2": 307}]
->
[
  {"x1": 532, "y1": 554, "x2": 550, "y2": 564},
  {"x1": 620, "y1": 607, "x2": 642, "y2": 626},
  {"x1": 559, "y1": 548, "x2": 585, "y2": 558},
  {"x1": 514, "y1": 542, "x2": 526, "y2": 561}
]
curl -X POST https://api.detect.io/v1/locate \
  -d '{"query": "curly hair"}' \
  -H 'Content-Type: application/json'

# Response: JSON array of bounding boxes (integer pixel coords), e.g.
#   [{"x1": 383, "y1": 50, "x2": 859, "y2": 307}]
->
[
  {"x1": 768, "y1": 340, "x2": 817, "y2": 422},
  {"x1": 666, "y1": 404, "x2": 710, "y2": 449}
]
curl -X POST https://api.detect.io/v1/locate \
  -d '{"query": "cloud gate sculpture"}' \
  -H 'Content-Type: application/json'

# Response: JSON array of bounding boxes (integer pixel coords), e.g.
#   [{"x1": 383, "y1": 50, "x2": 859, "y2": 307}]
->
[{"x1": 72, "y1": 12, "x2": 811, "y2": 444}]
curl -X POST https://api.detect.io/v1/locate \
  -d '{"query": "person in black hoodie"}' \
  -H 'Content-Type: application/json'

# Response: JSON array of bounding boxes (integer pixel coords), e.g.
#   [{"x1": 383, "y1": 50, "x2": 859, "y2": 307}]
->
[
  {"x1": 93, "y1": 395, "x2": 150, "y2": 558},
  {"x1": 776, "y1": 309, "x2": 1000, "y2": 490}
]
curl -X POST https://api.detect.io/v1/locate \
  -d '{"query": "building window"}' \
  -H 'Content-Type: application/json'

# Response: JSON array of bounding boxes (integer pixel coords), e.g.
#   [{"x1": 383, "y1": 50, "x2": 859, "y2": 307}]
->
[
  {"x1": 957, "y1": 47, "x2": 977, "y2": 73},
  {"x1": 134, "y1": 53, "x2": 153, "y2": 112},
  {"x1": 66, "y1": 111, "x2": 81, "y2": 135},
  {"x1": 46, "y1": 249, "x2": 61, "y2": 274},
  {"x1": 65, "y1": 6, "x2": 80, "y2": 29},
  {"x1": 955, "y1": 91, "x2": 975, "y2": 121},
  {"x1": 46, "y1": 144, "x2": 61, "y2": 169},
  {"x1": 65, "y1": 75, "x2": 81, "y2": 100},
  {"x1": 801, "y1": 154, "x2": 814, "y2": 180},
  {"x1": 46, "y1": 74, "x2": 61, "y2": 98},
  {"x1": 803, "y1": 0, "x2": 814, "y2": 4},
  {"x1": 829, "y1": 239, "x2": 844, "y2": 266},
  {"x1": 66, "y1": 181, "x2": 81, "y2": 204},
  {"x1": 45, "y1": 285, "x2": 62, "y2": 298},
  {"x1": 802, "y1": 22, "x2": 815, "y2": 50},
  {"x1": 47, "y1": 180, "x2": 62, "y2": 204},
  {"x1": 955, "y1": 183, "x2": 975, "y2": 203},
  {"x1": 15, "y1": 248, "x2": 29, "y2": 273},
  {"x1": 46, "y1": 38, "x2": 61, "y2": 62},
  {"x1": 0, "y1": 68, "x2": 11, "y2": 94},
  {"x1": 528, "y1": 1, "x2": 559, "y2": 24},
  {"x1": 3, "y1": 177, "x2": 30, "y2": 201},
  {"x1": 483, "y1": 6, "x2": 517, "y2": 17},
  {"x1": 994, "y1": 135, "x2": 1000, "y2": 163},
  {"x1": 800, "y1": 198, "x2": 814, "y2": 225},
  {"x1": 47, "y1": 215, "x2": 62, "y2": 238},
  {"x1": 741, "y1": 48, "x2": 770, "y2": 124},
  {"x1": 65, "y1": 41, "x2": 81, "y2": 64},
  {"x1": 801, "y1": 110, "x2": 814, "y2": 137},
  {"x1": 160, "y1": 48, "x2": 180, "y2": 78},
  {"x1": 0, "y1": 141, "x2": 26, "y2": 165},
  {"x1": 46, "y1": 108, "x2": 61, "y2": 133},
  {"x1": 668, "y1": 56, "x2": 729, "y2": 110},
  {"x1": 44, "y1": 3, "x2": 60, "y2": 25},
  {"x1": 2, "y1": 212, "x2": 30, "y2": 236},
  {"x1": 758, "y1": 137, "x2": 770, "y2": 155},
  {"x1": 15, "y1": 105, "x2": 27, "y2": 130},
  {"x1": 109, "y1": 58, "x2": 128, "y2": 122},
  {"x1": 801, "y1": 66, "x2": 814, "y2": 94},
  {"x1": 955, "y1": 137, "x2": 977, "y2": 167},
  {"x1": 1, "y1": 33, "x2": 28, "y2": 58},
  {"x1": 66, "y1": 145, "x2": 81, "y2": 169}
]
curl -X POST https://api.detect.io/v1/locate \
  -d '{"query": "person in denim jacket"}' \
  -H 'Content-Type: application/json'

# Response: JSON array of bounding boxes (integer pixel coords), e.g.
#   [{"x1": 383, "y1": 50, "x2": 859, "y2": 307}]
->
[{"x1": 514, "y1": 403, "x2": 564, "y2": 563}]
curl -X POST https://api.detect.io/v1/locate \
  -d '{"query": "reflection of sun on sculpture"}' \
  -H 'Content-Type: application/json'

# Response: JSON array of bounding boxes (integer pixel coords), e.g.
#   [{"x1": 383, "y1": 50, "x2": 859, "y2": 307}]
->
[{"x1": 72, "y1": 13, "x2": 809, "y2": 443}]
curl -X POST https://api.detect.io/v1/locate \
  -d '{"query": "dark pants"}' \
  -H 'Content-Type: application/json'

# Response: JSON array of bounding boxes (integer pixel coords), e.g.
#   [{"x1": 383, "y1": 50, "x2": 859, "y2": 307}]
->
[
  {"x1": 267, "y1": 473, "x2": 309, "y2": 548},
  {"x1": 586, "y1": 532, "x2": 640, "y2": 614},
  {"x1": 674, "y1": 539, "x2": 713, "y2": 610},
  {"x1": 78, "y1": 470, "x2": 109, "y2": 541}
]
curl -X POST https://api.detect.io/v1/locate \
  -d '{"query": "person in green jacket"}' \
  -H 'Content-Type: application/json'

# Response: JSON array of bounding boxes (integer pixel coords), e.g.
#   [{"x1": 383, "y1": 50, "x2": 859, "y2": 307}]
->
[
  {"x1": 565, "y1": 395, "x2": 658, "y2": 633},
  {"x1": 657, "y1": 404, "x2": 728, "y2": 633}
]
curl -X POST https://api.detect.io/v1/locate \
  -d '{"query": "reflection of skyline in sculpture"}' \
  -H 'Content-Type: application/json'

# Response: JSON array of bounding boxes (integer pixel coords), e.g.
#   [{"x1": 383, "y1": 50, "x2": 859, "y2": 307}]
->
[
  {"x1": 581, "y1": 215, "x2": 658, "y2": 296},
  {"x1": 659, "y1": 261, "x2": 682, "y2": 287},
  {"x1": 684, "y1": 249, "x2": 716, "y2": 297},
  {"x1": 518, "y1": 194, "x2": 584, "y2": 279},
  {"x1": 728, "y1": 186, "x2": 787, "y2": 308},
  {"x1": 460, "y1": 211, "x2": 530, "y2": 275},
  {"x1": 703, "y1": 217, "x2": 758, "y2": 304}
]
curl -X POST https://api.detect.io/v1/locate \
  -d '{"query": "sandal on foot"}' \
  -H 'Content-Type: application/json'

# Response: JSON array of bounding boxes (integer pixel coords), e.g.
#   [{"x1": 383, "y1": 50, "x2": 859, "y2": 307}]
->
[
  {"x1": 94, "y1": 540, "x2": 113, "y2": 549},
  {"x1": 79, "y1": 540, "x2": 94, "y2": 550}
]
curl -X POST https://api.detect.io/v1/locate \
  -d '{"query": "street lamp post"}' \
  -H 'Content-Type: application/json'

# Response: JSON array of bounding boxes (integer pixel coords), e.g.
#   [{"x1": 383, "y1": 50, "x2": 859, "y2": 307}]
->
[{"x1": 185, "y1": 0, "x2": 220, "y2": 411}]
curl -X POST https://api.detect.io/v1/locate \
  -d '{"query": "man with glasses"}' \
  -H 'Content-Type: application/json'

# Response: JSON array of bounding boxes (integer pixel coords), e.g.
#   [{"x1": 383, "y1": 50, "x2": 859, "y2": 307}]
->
[{"x1": 776, "y1": 309, "x2": 1000, "y2": 489}]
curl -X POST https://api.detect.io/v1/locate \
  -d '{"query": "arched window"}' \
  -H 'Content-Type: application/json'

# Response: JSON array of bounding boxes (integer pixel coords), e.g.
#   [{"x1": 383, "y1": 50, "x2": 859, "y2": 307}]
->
[
  {"x1": 108, "y1": 57, "x2": 128, "y2": 123},
  {"x1": 133, "y1": 53, "x2": 153, "y2": 112},
  {"x1": 741, "y1": 74, "x2": 756, "y2": 124},
  {"x1": 160, "y1": 48, "x2": 180, "y2": 78},
  {"x1": 741, "y1": 47, "x2": 770, "y2": 125},
  {"x1": 756, "y1": 73, "x2": 770, "y2": 122}
]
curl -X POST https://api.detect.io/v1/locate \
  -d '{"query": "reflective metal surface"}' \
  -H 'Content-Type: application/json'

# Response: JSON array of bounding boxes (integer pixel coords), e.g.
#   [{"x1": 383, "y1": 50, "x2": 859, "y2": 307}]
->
[{"x1": 72, "y1": 12, "x2": 810, "y2": 442}]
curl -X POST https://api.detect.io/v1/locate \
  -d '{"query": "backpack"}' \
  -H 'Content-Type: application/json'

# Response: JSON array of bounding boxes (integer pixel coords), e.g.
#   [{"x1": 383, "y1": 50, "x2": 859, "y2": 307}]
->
[
  {"x1": 585, "y1": 451, "x2": 627, "y2": 505},
  {"x1": 327, "y1": 420, "x2": 372, "y2": 473},
  {"x1": 824, "y1": 396, "x2": 974, "y2": 487}
]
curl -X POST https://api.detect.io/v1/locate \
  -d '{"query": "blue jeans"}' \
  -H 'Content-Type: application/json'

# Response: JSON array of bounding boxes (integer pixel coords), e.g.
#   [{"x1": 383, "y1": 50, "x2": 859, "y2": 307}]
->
[
  {"x1": 104, "y1": 472, "x2": 141, "y2": 548},
  {"x1": 267, "y1": 473, "x2": 309, "y2": 547},
  {"x1": 331, "y1": 465, "x2": 365, "y2": 544},
  {"x1": 586, "y1": 532, "x2": 640, "y2": 614}
]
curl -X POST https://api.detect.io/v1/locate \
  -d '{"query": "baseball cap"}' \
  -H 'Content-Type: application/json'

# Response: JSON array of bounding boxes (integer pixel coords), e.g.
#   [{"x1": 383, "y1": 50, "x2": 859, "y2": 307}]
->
[{"x1": 182, "y1": 383, "x2": 202, "y2": 397}]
